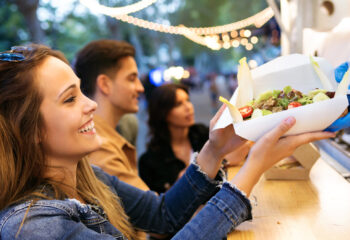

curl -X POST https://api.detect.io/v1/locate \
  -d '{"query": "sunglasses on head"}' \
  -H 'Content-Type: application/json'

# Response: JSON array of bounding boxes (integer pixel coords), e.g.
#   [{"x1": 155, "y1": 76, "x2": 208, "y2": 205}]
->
[{"x1": 0, "y1": 46, "x2": 33, "y2": 62}]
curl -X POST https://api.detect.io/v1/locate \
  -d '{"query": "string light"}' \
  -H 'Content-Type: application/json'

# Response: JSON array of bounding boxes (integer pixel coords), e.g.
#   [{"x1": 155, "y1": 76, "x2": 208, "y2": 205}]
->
[
  {"x1": 223, "y1": 42, "x2": 231, "y2": 49},
  {"x1": 230, "y1": 31, "x2": 238, "y2": 38},
  {"x1": 222, "y1": 34, "x2": 230, "y2": 42},
  {"x1": 79, "y1": 0, "x2": 158, "y2": 16},
  {"x1": 81, "y1": 1, "x2": 274, "y2": 50},
  {"x1": 245, "y1": 43, "x2": 253, "y2": 51},
  {"x1": 239, "y1": 29, "x2": 245, "y2": 37},
  {"x1": 111, "y1": 7, "x2": 274, "y2": 35},
  {"x1": 113, "y1": 10, "x2": 271, "y2": 50},
  {"x1": 232, "y1": 39, "x2": 240, "y2": 48},
  {"x1": 244, "y1": 29, "x2": 252, "y2": 37},
  {"x1": 251, "y1": 36, "x2": 259, "y2": 44},
  {"x1": 240, "y1": 38, "x2": 248, "y2": 45}
]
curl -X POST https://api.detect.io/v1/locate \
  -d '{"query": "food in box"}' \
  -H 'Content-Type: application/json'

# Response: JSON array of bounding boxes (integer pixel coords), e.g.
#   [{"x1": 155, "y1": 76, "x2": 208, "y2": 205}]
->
[{"x1": 214, "y1": 54, "x2": 349, "y2": 142}]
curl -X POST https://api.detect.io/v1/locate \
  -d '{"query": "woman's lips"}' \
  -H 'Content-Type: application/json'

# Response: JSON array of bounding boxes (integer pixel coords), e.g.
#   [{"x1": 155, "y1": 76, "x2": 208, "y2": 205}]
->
[{"x1": 78, "y1": 120, "x2": 96, "y2": 134}]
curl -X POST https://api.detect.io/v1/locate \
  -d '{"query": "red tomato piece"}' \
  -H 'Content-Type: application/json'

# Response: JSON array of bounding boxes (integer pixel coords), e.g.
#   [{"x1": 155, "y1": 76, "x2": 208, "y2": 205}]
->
[
  {"x1": 288, "y1": 101, "x2": 302, "y2": 109},
  {"x1": 239, "y1": 106, "x2": 253, "y2": 118}
]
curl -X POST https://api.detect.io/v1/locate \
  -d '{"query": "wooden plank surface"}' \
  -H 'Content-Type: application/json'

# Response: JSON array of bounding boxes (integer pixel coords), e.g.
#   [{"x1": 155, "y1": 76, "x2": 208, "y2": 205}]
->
[{"x1": 227, "y1": 159, "x2": 350, "y2": 240}]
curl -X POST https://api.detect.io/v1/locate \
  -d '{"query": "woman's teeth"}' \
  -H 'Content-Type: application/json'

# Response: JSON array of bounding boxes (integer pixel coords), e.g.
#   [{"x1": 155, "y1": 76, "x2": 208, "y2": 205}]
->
[{"x1": 79, "y1": 121, "x2": 95, "y2": 133}]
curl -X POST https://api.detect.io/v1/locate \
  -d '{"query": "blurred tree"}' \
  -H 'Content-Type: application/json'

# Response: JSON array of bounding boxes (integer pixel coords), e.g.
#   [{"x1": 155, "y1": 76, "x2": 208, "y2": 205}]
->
[
  {"x1": 1, "y1": 0, "x2": 276, "y2": 72},
  {"x1": 13, "y1": 0, "x2": 46, "y2": 43},
  {"x1": 39, "y1": 1, "x2": 111, "y2": 61},
  {"x1": 0, "y1": 1, "x2": 30, "y2": 50}
]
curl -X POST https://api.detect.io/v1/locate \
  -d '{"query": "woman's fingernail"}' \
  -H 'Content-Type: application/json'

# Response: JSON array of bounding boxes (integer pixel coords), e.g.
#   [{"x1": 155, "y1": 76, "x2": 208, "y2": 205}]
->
[{"x1": 284, "y1": 116, "x2": 295, "y2": 126}]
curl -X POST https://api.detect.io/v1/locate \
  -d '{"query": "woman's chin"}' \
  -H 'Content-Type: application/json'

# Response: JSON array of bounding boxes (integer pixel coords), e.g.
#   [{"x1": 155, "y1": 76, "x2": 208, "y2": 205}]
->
[{"x1": 85, "y1": 135, "x2": 102, "y2": 154}]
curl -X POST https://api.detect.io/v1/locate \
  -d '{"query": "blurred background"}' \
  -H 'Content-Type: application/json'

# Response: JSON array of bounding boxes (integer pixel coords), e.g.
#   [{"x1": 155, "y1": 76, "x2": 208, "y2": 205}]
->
[
  {"x1": 2, "y1": 0, "x2": 350, "y2": 179},
  {"x1": 0, "y1": 0, "x2": 279, "y2": 72}
]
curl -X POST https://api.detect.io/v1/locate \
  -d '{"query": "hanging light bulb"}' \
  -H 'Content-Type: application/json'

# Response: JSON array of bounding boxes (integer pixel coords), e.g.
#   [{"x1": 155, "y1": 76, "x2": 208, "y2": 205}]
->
[
  {"x1": 240, "y1": 38, "x2": 248, "y2": 46},
  {"x1": 223, "y1": 41, "x2": 231, "y2": 49},
  {"x1": 246, "y1": 43, "x2": 253, "y2": 51},
  {"x1": 222, "y1": 34, "x2": 230, "y2": 42},
  {"x1": 251, "y1": 36, "x2": 259, "y2": 44},
  {"x1": 239, "y1": 29, "x2": 246, "y2": 37},
  {"x1": 232, "y1": 39, "x2": 240, "y2": 48},
  {"x1": 244, "y1": 29, "x2": 251, "y2": 37},
  {"x1": 230, "y1": 30, "x2": 238, "y2": 38}
]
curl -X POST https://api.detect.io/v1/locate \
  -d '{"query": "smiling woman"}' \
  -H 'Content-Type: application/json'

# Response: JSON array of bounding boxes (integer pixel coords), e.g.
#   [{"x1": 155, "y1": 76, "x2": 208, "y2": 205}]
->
[
  {"x1": 0, "y1": 45, "x2": 135, "y2": 239},
  {"x1": 0, "y1": 44, "x2": 335, "y2": 240},
  {"x1": 37, "y1": 56, "x2": 101, "y2": 163}
]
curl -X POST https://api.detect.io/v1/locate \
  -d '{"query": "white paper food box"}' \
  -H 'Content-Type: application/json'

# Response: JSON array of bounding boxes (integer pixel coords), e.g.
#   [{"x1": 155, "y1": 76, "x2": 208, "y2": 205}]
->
[{"x1": 214, "y1": 54, "x2": 349, "y2": 142}]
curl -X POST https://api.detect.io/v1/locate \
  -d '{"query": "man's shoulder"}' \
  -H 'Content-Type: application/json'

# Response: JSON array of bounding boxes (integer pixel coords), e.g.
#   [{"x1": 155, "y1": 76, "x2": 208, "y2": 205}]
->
[{"x1": 94, "y1": 116, "x2": 131, "y2": 149}]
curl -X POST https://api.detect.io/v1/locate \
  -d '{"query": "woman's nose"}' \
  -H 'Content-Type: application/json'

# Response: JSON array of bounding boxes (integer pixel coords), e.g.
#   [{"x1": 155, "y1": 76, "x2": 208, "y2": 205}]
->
[
  {"x1": 186, "y1": 101, "x2": 194, "y2": 110},
  {"x1": 83, "y1": 95, "x2": 98, "y2": 114}
]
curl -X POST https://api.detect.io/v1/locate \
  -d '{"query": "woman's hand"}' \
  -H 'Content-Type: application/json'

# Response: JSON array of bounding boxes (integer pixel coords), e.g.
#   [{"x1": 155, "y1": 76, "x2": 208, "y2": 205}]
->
[
  {"x1": 231, "y1": 116, "x2": 336, "y2": 196},
  {"x1": 224, "y1": 141, "x2": 253, "y2": 167},
  {"x1": 197, "y1": 104, "x2": 246, "y2": 179},
  {"x1": 207, "y1": 104, "x2": 246, "y2": 158}
]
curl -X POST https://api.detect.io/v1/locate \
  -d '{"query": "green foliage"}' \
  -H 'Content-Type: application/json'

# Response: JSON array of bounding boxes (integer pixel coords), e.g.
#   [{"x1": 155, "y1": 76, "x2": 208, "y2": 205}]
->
[
  {"x1": 38, "y1": 1, "x2": 111, "y2": 61},
  {"x1": 2, "y1": 0, "x2": 276, "y2": 71},
  {"x1": 0, "y1": 2, "x2": 29, "y2": 51}
]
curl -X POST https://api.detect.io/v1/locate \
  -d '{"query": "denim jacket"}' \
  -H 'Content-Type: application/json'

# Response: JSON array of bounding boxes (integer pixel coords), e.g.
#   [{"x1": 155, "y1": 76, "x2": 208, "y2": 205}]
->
[{"x1": 0, "y1": 163, "x2": 252, "y2": 239}]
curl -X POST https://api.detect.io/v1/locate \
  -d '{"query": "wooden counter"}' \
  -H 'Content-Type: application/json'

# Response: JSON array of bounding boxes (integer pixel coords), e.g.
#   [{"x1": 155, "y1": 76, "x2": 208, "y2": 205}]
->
[{"x1": 227, "y1": 159, "x2": 350, "y2": 240}]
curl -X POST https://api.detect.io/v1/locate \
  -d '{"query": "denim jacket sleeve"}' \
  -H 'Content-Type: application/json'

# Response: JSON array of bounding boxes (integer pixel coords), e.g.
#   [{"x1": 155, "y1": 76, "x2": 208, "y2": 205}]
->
[
  {"x1": 1, "y1": 163, "x2": 252, "y2": 239},
  {"x1": 93, "y1": 162, "x2": 224, "y2": 234},
  {"x1": 94, "y1": 162, "x2": 252, "y2": 238},
  {"x1": 172, "y1": 182, "x2": 252, "y2": 239}
]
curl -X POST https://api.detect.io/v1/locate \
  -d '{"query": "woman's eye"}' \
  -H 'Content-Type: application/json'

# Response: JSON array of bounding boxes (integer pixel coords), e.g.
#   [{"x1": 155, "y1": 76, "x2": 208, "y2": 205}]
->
[{"x1": 64, "y1": 96, "x2": 76, "y2": 103}]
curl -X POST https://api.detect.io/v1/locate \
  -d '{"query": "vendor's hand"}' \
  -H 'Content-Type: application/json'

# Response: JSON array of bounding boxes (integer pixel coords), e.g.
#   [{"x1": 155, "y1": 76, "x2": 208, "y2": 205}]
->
[
  {"x1": 325, "y1": 62, "x2": 350, "y2": 132},
  {"x1": 334, "y1": 62, "x2": 349, "y2": 84},
  {"x1": 325, "y1": 95, "x2": 350, "y2": 132},
  {"x1": 231, "y1": 117, "x2": 335, "y2": 196}
]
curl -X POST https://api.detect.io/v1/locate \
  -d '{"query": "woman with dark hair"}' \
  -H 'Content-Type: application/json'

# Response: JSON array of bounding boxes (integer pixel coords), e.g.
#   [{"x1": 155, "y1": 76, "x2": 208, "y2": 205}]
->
[
  {"x1": 0, "y1": 45, "x2": 333, "y2": 239},
  {"x1": 139, "y1": 83, "x2": 209, "y2": 193}
]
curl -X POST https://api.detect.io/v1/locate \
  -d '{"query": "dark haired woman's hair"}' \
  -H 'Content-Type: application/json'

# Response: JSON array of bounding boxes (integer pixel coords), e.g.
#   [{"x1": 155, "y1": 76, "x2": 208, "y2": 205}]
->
[
  {"x1": 0, "y1": 44, "x2": 136, "y2": 240},
  {"x1": 147, "y1": 83, "x2": 189, "y2": 151},
  {"x1": 74, "y1": 39, "x2": 135, "y2": 98}
]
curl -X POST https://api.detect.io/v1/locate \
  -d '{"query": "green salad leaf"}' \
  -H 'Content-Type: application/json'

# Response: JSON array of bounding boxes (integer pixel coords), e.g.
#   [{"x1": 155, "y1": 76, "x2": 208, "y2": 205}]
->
[
  {"x1": 297, "y1": 96, "x2": 313, "y2": 105},
  {"x1": 277, "y1": 98, "x2": 289, "y2": 108},
  {"x1": 283, "y1": 86, "x2": 292, "y2": 95},
  {"x1": 272, "y1": 90, "x2": 281, "y2": 98}
]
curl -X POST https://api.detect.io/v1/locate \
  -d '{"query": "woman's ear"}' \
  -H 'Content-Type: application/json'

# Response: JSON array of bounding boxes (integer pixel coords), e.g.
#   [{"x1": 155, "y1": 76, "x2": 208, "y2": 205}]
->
[{"x1": 96, "y1": 74, "x2": 111, "y2": 96}]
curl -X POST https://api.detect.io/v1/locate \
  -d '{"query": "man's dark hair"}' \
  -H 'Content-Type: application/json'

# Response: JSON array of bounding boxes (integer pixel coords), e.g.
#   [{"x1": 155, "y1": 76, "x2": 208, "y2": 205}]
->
[{"x1": 74, "y1": 39, "x2": 135, "y2": 97}]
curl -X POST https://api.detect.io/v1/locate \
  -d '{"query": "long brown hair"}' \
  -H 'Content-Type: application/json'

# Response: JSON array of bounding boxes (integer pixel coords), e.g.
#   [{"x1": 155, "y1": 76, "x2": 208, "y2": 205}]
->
[
  {"x1": 0, "y1": 45, "x2": 136, "y2": 239},
  {"x1": 147, "y1": 83, "x2": 189, "y2": 151}
]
